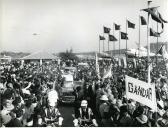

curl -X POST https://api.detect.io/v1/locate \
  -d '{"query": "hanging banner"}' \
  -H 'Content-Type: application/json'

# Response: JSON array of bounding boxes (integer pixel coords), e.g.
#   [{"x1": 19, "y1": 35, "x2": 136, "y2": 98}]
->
[{"x1": 125, "y1": 75, "x2": 157, "y2": 111}]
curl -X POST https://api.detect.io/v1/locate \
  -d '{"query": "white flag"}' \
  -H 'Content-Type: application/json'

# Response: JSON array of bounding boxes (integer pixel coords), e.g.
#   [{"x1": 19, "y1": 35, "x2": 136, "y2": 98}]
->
[
  {"x1": 118, "y1": 58, "x2": 121, "y2": 66},
  {"x1": 158, "y1": 45, "x2": 168, "y2": 71},
  {"x1": 133, "y1": 58, "x2": 137, "y2": 68},
  {"x1": 103, "y1": 64, "x2": 112, "y2": 79}
]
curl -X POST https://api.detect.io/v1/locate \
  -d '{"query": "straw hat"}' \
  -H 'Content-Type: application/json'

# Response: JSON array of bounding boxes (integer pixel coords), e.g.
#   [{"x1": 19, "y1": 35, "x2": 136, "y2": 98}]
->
[
  {"x1": 100, "y1": 95, "x2": 108, "y2": 101},
  {"x1": 136, "y1": 114, "x2": 148, "y2": 124}
]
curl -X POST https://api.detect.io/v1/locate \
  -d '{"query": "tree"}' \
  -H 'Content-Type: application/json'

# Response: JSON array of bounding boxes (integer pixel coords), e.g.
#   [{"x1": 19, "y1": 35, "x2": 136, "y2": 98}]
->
[{"x1": 59, "y1": 48, "x2": 79, "y2": 62}]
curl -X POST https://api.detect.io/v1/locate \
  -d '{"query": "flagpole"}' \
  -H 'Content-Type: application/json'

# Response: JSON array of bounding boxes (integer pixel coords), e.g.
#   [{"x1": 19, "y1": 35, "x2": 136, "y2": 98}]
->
[
  {"x1": 156, "y1": 10, "x2": 159, "y2": 73},
  {"x1": 126, "y1": 18, "x2": 128, "y2": 67},
  {"x1": 119, "y1": 31, "x2": 121, "y2": 56},
  {"x1": 99, "y1": 38, "x2": 100, "y2": 53},
  {"x1": 103, "y1": 32, "x2": 105, "y2": 52},
  {"x1": 147, "y1": 1, "x2": 151, "y2": 84},
  {"x1": 108, "y1": 33, "x2": 110, "y2": 53},
  {"x1": 139, "y1": 15, "x2": 141, "y2": 57},
  {"x1": 113, "y1": 23, "x2": 115, "y2": 57}
]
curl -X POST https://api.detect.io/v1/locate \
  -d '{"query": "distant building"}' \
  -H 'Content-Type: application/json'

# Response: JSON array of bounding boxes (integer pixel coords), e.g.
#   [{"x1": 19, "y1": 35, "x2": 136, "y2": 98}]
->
[
  {"x1": 106, "y1": 49, "x2": 126, "y2": 57},
  {"x1": 0, "y1": 55, "x2": 12, "y2": 62},
  {"x1": 106, "y1": 42, "x2": 168, "y2": 57}
]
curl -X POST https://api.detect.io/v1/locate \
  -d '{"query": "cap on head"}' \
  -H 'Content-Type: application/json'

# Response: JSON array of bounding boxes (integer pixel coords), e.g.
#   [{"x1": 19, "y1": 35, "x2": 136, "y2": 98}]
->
[{"x1": 81, "y1": 100, "x2": 88, "y2": 107}]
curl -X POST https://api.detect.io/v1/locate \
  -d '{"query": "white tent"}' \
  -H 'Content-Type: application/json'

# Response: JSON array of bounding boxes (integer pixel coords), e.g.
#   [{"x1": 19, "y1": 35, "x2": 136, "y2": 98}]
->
[
  {"x1": 127, "y1": 47, "x2": 155, "y2": 57},
  {"x1": 21, "y1": 51, "x2": 58, "y2": 60}
]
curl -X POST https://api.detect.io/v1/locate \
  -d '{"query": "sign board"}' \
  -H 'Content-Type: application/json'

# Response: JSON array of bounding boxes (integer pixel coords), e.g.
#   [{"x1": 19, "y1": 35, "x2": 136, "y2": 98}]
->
[{"x1": 125, "y1": 75, "x2": 157, "y2": 111}]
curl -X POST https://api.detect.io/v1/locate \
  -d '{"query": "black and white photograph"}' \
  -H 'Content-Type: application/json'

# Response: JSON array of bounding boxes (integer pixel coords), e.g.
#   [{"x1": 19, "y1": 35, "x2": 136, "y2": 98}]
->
[{"x1": 0, "y1": 0, "x2": 168, "y2": 127}]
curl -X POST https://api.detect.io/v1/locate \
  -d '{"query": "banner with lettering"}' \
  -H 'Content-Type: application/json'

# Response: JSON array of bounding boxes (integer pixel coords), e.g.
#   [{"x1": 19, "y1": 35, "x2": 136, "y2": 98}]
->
[{"x1": 125, "y1": 75, "x2": 157, "y2": 111}]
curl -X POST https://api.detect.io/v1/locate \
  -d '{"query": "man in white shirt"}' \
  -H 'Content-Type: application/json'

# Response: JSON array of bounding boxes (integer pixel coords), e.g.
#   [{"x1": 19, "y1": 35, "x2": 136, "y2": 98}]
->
[{"x1": 47, "y1": 82, "x2": 59, "y2": 107}]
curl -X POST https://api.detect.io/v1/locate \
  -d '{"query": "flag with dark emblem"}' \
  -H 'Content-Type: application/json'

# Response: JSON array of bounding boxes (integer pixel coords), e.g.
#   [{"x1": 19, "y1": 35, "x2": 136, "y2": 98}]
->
[
  {"x1": 140, "y1": 16, "x2": 147, "y2": 25},
  {"x1": 127, "y1": 20, "x2": 135, "y2": 28},
  {"x1": 109, "y1": 34, "x2": 117, "y2": 41},
  {"x1": 142, "y1": 7, "x2": 168, "y2": 24},
  {"x1": 142, "y1": 7, "x2": 168, "y2": 34},
  {"x1": 120, "y1": 32, "x2": 128, "y2": 39},
  {"x1": 114, "y1": 23, "x2": 120, "y2": 30},
  {"x1": 150, "y1": 28, "x2": 160, "y2": 37},
  {"x1": 104, "y1": 26, "x2": 111, "y2": 33},
  {"x1": 99, "y1": 35, "x2": 105, "y2": 40}
]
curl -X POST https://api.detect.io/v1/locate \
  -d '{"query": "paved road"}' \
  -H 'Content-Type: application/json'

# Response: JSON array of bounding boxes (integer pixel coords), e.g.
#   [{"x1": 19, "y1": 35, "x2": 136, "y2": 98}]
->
[
  {"x1": 59, "y1": 103, "x2": 101, "y2": 127},
  {"x1": 59, "y1": 104, "x2": 74, "y2": 127}
]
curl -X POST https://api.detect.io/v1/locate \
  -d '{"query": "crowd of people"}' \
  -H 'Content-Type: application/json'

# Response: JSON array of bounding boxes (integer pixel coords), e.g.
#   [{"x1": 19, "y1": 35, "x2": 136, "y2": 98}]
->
[{"x1": 0, "y1": 56, "x2": 168, "y2": 127}]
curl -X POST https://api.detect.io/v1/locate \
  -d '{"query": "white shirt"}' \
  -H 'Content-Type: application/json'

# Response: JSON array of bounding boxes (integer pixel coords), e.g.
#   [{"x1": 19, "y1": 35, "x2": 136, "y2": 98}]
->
[{"x1": 48, "y1": 89, "x2": 59, "y2": 104}]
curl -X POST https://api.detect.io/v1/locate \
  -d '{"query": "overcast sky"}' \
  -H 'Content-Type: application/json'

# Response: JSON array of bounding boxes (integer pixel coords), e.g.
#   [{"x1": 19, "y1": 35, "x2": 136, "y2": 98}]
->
[{"x1": 1, "y1": 0, "x2": 168, "y2": 53}]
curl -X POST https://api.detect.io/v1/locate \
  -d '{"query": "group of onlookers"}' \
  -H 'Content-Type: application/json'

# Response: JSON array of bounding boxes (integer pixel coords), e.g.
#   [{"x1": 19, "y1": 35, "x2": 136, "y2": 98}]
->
[{"x1": 0, "y1": 57, "x2": 168, "y2": 127}]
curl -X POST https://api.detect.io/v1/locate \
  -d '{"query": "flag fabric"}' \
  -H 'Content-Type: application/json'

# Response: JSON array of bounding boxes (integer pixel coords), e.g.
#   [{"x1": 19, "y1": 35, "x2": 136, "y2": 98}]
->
[
  {"x1": 109, "y1": 34, "x2": 117, "y2": 41},
  {"x1": 159, "y1": 13, "x2": 168, "y2": 23},
  {"x1": 104, "y1": 26, "x2": 111, "y2": 33},
  {"x1": 120, "y1": 57, "x2": 127, "y2": 68},
  {"x1": 158, "y1": 45, "x2": 168, "y2": 71},
  {"x1": 103, "y1": 64, "x2": 112, "y2": 79},
  {"x1": 150, "y1": 28, "x2": 160, "y2": 37},
  {"x1": 99, "y1": 35, "x2": 105, "y2": 40},
  {"x1": 140, "y1": 16, "x2": 147, "y2": 25},
  {"x1": 142, "y1": 7, "x2": 168, "y2": 33},
  {"x1": 123, "y1": 57, "x2": 127, "y2": 68},
  {"x1": 121, "y1": 32, "x2": 128, "y2": 40},
  {"x1": 142, "y1": 7, "x2": 161, "y2": 22},
  {"x1": 127, "y1": 20, "x2": 135, "y2": 28},
  {"x1": 133, "y1": 58, "x2": 137, "y2": 68},
  {"x1": 114, "y1": 23, "x2": 120, "y2": 30},
  {"x1": 118, "y1": 58, "x2": 121, "y2": 66}
]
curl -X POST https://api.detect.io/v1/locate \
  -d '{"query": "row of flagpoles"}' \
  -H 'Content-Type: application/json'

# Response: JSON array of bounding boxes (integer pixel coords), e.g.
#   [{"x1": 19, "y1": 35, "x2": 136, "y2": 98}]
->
[
  {"x1": 96, "y1": 1, "x2": 168, "y2": 114},
  {"x1": 98, "y1": 1, "x2": 167, "y2": 58},
  {"x1": 98, "y1": 1, "x2": 167, "y2": 83}
]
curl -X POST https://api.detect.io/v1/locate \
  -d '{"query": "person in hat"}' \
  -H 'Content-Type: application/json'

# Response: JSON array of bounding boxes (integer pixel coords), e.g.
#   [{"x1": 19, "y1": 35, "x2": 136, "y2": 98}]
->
[
  {"x1": 44, "y1": 101, "x2": 63, "y2": 127},
  {"x1": 108, "y1": 98, "x2": 120, "y2": 126},
  {"x1": 5, "y1": 108, "x2": 23, "y2": 127},
  {"x1": 157, "y1": 110, "x2": 168, "y2": 127},
  {"x1": 117, "y1": 105, "x2": 133, "y2": 127},
  {"x1": 132, "y1": 104, "x2": 149, "y2": 127},
  {"x1": 132, "y1": 105, "x2": 145, "y2": 118},
  {"x1": 22, "y1": 98, "x2": 34, "y2": 126},
  {"x1": 132, "y1": 114, "x2": 149, "y2": 127},
  {"x1": 73, "y1": 100, "x2": 98, "y2": 127},
  {"x1": 99, "y1": 94, "x2": 110, "y2": 126}
]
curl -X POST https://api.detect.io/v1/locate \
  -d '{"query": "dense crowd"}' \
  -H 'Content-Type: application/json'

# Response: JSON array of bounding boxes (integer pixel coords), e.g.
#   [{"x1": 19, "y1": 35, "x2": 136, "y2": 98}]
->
[{"x1": 0, "y1": 57, "x2": 168, "y2": 127}]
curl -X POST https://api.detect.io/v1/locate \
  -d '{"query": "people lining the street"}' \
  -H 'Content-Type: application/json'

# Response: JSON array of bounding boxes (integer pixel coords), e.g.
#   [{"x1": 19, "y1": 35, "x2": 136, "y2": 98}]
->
[{"x1": 0, "y1": 57, "x2": 168, "y2": 127}]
